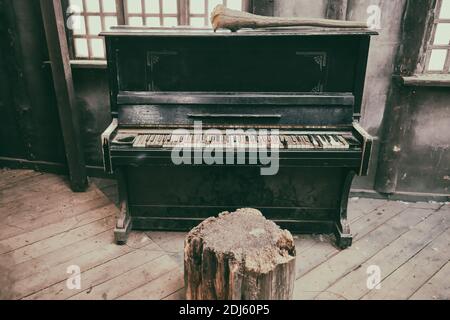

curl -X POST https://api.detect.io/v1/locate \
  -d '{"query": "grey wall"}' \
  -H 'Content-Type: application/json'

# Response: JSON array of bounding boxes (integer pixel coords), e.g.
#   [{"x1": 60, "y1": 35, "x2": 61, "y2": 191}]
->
[
  {"x1": 72, "y1": 69, "x2": 112, "y2": 167},
  {"x1": 1, "y1": 0, "x2": 448, "y2": 196},
  {"x1": 395, "y1": 88, "x2": 450, "y2": 195},
  {"x1": 274, "y1": 0, "x2": 408, "y2": 191},
  {"x1": 275, "y1": 0, "x2": 327, "y2": 18}
]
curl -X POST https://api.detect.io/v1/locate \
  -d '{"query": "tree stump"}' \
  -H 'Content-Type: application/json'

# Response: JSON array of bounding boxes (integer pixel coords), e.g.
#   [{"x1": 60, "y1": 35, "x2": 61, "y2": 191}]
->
[{"x1": 184, "y1": 208, "x2": 296, "y2": 300}]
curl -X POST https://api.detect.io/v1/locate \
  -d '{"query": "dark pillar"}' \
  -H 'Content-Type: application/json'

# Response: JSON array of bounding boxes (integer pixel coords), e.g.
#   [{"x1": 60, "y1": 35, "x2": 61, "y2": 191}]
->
[
  {"x1": 252, "y1": 0, "x2": 275, "y2": 16},
  {"x1": 40, "y1": 0, "x2": 88, "y2": 192},
  {"x1": 326, "y1": 0, "x2": 348, "y2": 20},
  {"x1": 374, "y1": 0, "x2": 437, "y2": 194}
]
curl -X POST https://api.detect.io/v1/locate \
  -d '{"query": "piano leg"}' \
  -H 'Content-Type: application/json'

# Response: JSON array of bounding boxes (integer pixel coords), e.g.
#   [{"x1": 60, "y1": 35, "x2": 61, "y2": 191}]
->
[
  {"x1": 114, "y1": 167, "x2": 132, "y2": 245},
  {"x1": 334, "y1": 171, "x2": 356, "y2": 249}
]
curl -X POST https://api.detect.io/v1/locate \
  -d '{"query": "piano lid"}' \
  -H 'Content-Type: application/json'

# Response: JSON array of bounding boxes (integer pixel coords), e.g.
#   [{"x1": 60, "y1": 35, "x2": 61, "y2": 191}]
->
[
  {"x1": 103, "y1": 25, "x2": 376, "y2": 122},
  {"x1": 100, "y1": 26, "x2": 378, "y2": 37}
]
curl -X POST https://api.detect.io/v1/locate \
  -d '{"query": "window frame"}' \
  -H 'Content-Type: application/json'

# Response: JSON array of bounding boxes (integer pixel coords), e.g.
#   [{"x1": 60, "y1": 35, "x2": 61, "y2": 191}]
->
[
  {"x1": 64, "y1": 0, "x2": 252, "y2": 61},
  {"x1": 424, "y1": 0, "x2": 450, "y2": 74}
]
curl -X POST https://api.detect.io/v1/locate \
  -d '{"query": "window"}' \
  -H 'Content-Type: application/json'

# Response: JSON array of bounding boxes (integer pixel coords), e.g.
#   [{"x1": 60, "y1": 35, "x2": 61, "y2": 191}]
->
[
  {"x1": 67, "y1": 0, "x2": 118, "y2": 59},
  {"x1": 189, "y1": 0, "x2": 246, "y2": 27},
  {"x1": 66, "y1": 0, "x2": 248, "y2": 60},
  {"x1": 425, "y1": 0, "x2": 450, "y2": 73}
]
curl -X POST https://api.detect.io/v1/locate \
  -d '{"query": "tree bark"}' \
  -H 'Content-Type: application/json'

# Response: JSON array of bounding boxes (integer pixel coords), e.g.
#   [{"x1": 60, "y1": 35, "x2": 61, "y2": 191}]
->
[{"x1": 184, "y1": 208, "x2": 296, "y2": 300}]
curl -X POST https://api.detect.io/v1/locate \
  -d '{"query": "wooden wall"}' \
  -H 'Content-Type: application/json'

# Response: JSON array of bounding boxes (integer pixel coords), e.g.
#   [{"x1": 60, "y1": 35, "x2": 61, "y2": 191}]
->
[{"x1": 0, "y1": 0, "x2": 67, "y2": 172}]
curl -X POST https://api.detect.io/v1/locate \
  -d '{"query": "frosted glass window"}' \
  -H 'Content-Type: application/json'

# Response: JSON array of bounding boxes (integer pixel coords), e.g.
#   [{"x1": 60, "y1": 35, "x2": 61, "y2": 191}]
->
[
  {"x1": 190, "y1": 0, "x2": 205, "y2": 14},
  {"x1": 66, "y1": 0, "x2": 249, "y2": 59},
  {"x1": 91, "y1": 39, "x2": 105, "y2": 58},
  {"x1": 145, "y1": 0, "x2": 160, "y2": 14},
  {"x1": 208, "y1": 0, "x2": 222, "y2": 14},
  {"x1": 428, "y1": 49, "x2": 447, "y2": 71},
  {"x1": 163, "y1": 17, "x2": 178, "y2": 27},
  {"x1": 228, "y1": 0, "x2": 242, "y2": 10},
  {"x1": 102, "y1": 0, "x2": 117, "y2": 13},
  {"x1": 190, "y1": 17, "x2": 206, "y2": 27},
  {"x1": 86, "y1": 0, "x2": 100, "y2": 12},
  {"x1": 105, "y1": 16, "x2": 118, "y2": 30},
  {"x1": 162, "y1": 0, "x2": 178, "y2": 14},
  {"x1": 87, "y1": 16, "x2": 102, "y2": 35},
  {"x1": 127, "y1": 0, "x2": 143, "y2": 14},
  {"x1": 69, "y1": 0, "x2": 84, "y2": 11},
  {"x1": 440, "y1": 0, "x2": 450, "y2": 18},
  {"x1": 72, "y1": 16, "x2": 86, "y2": 35},
  {"x1": 129, "y1": 17, "x2": 144, "y2": 26},
  {"x1": 74, "y1": 38, "x2": 89, "y2": 58},
  {"x1": 146, "y1": 17, "x2": 161, "y2": 26},
  {"x1": 434, "y1": 23, "x2": 450, "y2": 45}
]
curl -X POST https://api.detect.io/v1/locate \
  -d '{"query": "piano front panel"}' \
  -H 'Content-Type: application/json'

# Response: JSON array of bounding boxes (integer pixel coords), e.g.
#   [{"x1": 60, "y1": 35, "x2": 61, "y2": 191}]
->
[
  {"x1": 115, "y1": 36, "x2": 360, "y2": 94},
  {"x1": 117, "y1": 104, "x2": 354, "y2": 127},
  {"x1": 126, "y1": 166, "x2": 346, "y2": 222}
]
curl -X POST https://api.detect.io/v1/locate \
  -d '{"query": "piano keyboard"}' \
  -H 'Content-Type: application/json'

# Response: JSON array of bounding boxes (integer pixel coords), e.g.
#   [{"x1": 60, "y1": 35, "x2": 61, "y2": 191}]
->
[{"x1": 113, "y1": 133, "x2": 352, "y2": 150}]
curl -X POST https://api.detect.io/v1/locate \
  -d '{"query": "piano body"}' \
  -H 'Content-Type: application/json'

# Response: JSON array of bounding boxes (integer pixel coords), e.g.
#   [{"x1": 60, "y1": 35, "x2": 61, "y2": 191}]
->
[{"x1": 101, "y1": 27, "x2": 377, "y2": 249}]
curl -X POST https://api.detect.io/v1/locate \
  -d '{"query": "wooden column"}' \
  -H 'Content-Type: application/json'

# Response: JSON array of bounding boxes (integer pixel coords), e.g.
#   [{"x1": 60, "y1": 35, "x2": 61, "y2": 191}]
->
[
  {"x1": 251, "y1": 0, "x2": 275, "y2": 16},
  {"x1": 178, "y1": 0, "x2": 189, "y2": 25},
  {"x1": 374, "y1": 0, "x2": 437, "y2": 194},
  {"x1": 40, "y1": 0, "x2": 88, "y2": 192},
  {"x1": 326, "y1": 0, "x2": 348, "y2": 20}
]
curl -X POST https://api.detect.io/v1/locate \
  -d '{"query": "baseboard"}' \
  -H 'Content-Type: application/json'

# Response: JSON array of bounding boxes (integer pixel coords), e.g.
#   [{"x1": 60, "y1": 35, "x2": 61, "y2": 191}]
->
[
  {"x1": 1, "y1": 157, "x2": 447, "y2": 202},
  {"x1": 351, "y1": 189, "x2": 449, "y2": 203},
  {"x1": 0, "y1": 157, "x2": 68, "y2": 175},
  {"x1": 0, "y1": 157, "x2": 112, "y2": 179}
]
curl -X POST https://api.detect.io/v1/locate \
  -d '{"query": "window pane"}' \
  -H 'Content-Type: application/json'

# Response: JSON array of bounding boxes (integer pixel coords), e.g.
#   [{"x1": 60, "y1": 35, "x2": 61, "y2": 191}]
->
[
  {"x1": 163, "y1": 17, "x2": 178, "y2": 27},
  {"x1": 129, "y1": 16, "x2": 144, "y2": 26},
  {"x1": 227, "y1": 0, "x2": 242, "y2": 10},
  {"x1": 127, "y1": 0, "x2": 143, "y2": 13},
  {"x1": 434, "y1": 23, "x2": 450, "y2": 45},
  {"x1": 91, "y1": 39, "x2": 105, "y2": 58},
  {"x1": 190, "y1": 17, "x2": 206, "y2": 27},
  {"x1": 208, "y1": 0, "x2": 223, "y2": 14},
  {"x1": 145, "y1": 0, "x2": 160, "y2": 13},
  {"x1": 162, "y1": 0, "x2": 177, "y2": 14},
  {"x1": 440, "y1": 0, "x2": 450, "y2": 19},
  {"x1": 190, "y1": 0, "x2": 205, "y2": 14},
  {"x1": 72, "y1": 16, "x2": 86, "y2": 35},
  {"x1": 86, "y1": 0, "x2": 100, "y2": 12},
  {"x1": 428, "y1": 49, "x2": 448, "y2": 71},
  {"x1": 74, "y1": 38, "x2": 89, "y2": 58},
  {"x1": 68, "y1": 0, "x2": 84, "y2": 11},
  {"x1": 102, "y1": 0, "x2": 117, "y2": 13},
  {"x1": 146, "y1": 17, "x2": 161, "y2": 26},
  {"x1": 87, "y1": 16, "x2": 102, "y2": 35},
  {"x1": 105, "y1": 16, "x2": 118, "y2": 29}
]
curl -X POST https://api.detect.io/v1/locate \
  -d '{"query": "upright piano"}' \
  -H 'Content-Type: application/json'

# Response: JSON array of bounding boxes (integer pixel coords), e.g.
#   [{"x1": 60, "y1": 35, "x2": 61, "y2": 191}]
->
[{"x1": 101, "y1": 26, "x2": 377, "y2": 249}]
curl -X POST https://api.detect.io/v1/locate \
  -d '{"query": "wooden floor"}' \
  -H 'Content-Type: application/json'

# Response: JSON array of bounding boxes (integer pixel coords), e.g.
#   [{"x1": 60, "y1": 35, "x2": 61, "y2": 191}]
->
[{"x1": 0, "y1": 169, "x2": 449, "y2": 300}]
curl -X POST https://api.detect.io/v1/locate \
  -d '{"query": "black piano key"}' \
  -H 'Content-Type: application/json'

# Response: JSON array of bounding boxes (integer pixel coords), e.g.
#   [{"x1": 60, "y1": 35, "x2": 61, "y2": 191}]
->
[{"x1": 312, "y1": 135, "x2": 322, "y2": 148}]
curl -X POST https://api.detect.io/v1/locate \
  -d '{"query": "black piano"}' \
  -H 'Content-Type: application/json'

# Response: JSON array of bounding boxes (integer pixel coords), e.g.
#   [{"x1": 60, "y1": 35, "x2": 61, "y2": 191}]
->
[{"x1": 101, "y1": 27, "x2": 377, "y2": 249}]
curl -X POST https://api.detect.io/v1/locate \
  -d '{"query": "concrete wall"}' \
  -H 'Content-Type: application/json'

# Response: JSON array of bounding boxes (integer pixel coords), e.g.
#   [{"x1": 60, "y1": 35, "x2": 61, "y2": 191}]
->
[
  {"x1": 396, "y1": 88, "x2": 450, "y2": 195},
  {"x1": 274, "y1": 0, "x2": 407, "y2": 191},
  {"x1": 275, "y1": 0, "x2": 327, "y2": 18},
  {"x1": 1, "y1": 0, "x2": 448, "y2": 197},
  {"x1": 273, "y1": 0, "x2": 449, "y2": 197}
]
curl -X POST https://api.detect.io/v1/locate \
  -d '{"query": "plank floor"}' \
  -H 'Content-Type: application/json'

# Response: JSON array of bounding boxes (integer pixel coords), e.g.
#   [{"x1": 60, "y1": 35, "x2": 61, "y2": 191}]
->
[{"x1": 1, "y1": 169, "x2": 449, "y2": 300}]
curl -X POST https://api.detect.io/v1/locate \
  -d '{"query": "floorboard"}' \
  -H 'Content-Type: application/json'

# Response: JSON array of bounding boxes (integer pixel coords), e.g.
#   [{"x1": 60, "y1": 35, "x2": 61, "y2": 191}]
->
[{"x1": 0, "y1": 170, "x2": 448, "y2": 300}]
